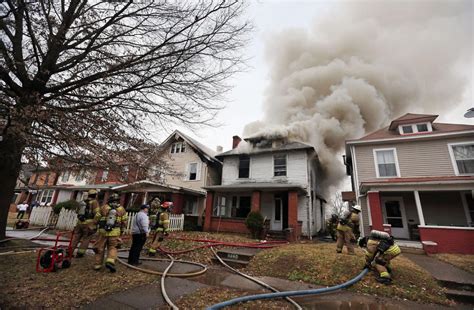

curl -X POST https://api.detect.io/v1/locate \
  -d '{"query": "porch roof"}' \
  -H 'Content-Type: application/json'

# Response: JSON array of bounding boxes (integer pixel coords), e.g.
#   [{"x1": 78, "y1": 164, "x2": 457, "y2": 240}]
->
[
  {"x1": 112, "y1": 180, "x2": 206, "y2": 196},
  {"x1": 203, "y1": 182, "x2": 307, "y2": 194},
  {"x1": 53, "y1": 183, "x2": 122, "y2": 191},
  {"x1": 360, "y1": 176, "x2": 474, "y2": 192}
]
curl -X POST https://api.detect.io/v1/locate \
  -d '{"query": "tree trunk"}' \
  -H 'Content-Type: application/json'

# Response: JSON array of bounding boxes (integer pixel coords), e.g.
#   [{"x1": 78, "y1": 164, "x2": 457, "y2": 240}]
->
[{"x1": 0, "y1": 129, "x2": 25, "y2": 240}]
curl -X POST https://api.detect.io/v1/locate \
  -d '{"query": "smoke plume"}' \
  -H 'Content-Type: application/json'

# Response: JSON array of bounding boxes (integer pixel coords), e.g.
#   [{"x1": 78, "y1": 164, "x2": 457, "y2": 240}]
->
[{"x1": 244, "y1": 0, "x2": 473, "y2": 195}]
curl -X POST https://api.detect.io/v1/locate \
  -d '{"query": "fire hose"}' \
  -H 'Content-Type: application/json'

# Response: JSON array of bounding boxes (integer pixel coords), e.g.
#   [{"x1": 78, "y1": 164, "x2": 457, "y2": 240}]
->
[
  {"x1": 206, "y1": 268, "x2": 370, "y2": 310},
  {"x1": 0, "y1": 227, "x2": 50, "y2": 244}
]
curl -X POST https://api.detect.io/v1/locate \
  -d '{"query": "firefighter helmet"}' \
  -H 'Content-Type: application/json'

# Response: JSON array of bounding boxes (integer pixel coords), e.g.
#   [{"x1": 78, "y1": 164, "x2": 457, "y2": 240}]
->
[
  {"x1": 88, "y1": 189, "x2": 98, "y2": 196},
  {"x1": 161, "y1": 201, "x2": 173, "y2": 209},
  {"x1": 108, "y1": 193, "x2": 120, "y2": 203},
  {"x1": 351, "y1": 205, "x2": 362, "y2": 212}
]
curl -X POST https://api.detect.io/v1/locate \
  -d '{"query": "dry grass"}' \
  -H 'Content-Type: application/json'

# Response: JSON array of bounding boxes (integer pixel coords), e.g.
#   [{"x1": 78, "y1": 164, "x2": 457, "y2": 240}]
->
[
  {"x1": 245, "y1": 243, "x2": 450, "y2": 305},
  {"x1": 433, "y1": 253, "x2": 474, "y2": 274}
]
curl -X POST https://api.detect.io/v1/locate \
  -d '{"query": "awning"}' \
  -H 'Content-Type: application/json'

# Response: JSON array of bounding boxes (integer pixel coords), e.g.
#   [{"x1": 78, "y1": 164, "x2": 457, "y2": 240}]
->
[
  {"x1": 203, "y1": 182, "x2": 308, "y2": 194},
  {"x1": 112, "y1": 180, "x2": 206, "y2": 196}
]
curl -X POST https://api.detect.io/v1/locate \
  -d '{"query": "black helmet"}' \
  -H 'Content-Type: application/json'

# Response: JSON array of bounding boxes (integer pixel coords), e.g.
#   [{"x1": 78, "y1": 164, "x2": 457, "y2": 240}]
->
[
  {"x1": 108, "y1": 193, "x2": 120, "y2": 203},
  {"x1": 358, "y1": 236, "x2": 368, "y2": 248}
]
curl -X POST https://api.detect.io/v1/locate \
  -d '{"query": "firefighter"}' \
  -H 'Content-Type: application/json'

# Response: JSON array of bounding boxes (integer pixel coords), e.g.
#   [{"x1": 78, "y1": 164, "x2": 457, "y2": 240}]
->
[
  {"x1": 148, "y1": 197, "x2": 161, "y2": 232},
  {"x1": 358, "y1": 230, "x2": 401, "y2": 284},
  {"x1": 148, "y1": 201, "x2": 172, "y2": 256},
  {"x1": 326, "y1": 214, "x2": 339, "y2": 241},
  {"x1": 93, "y1": 193, "x2": 128, "y2": 272},
  {"x1": 336, "y1": 202, "x2": 362, "y2": 254},
  {"x1": 71, "y1": 189, "x2": 100, "y2": 258}
]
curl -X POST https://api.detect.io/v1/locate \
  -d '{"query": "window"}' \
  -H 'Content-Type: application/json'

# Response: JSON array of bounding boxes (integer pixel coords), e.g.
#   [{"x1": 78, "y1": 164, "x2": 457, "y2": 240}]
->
[
  {"x1": 184, "y1": 198, "x2": 198, "y2": 215},
  {"x1": 213, "y1": 196, "x2": 228, "y2": 216},
  {"x1": 39, "y1": 189, "x2": 54, "y2": 205},
  {"x1": 274, "y1": 154, "x2": 287, "y2": 177},
  {"x1": 61, "y1": 171, "x2": 70, "y2": 182},
  {"x1": 374, "y1": 149, "x2": 399, "y2": 177},
  {"x1": 121, "y1": 165, "x2": 129, "y2": 181},
  {"x1": 44, "y1": 173, "x2": 50, "y2": 185},
  {"x1": 101, "y1": 169, "x2": 109, "y2": 182},
  {"x1": 212, "y1": 195, "x2": 250, "y2": 218},
  {"x1": 449, "y1": 143, "x2": 474, "y2": 175},
  {"x1": 398, "y1": 122, "x2": 432, "y2": 135},
  {"x1": 171, "y1": 142, "x2": 186, "y2": 154},
  {"x1": 188, "y1": 163, "x2": 197, "y2": 180},
  {"x1": 75, "y1": 170, "x2": 85, "y2": 181},
  {"x1": 238, "y1": 155, "x2": 250, "y2": 178}
]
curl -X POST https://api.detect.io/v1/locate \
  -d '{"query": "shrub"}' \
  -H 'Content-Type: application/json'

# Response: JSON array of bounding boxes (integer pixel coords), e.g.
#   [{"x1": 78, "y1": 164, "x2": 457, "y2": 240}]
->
[
  {"x1": 53, "y1": 200, "x2": 81, "y2": 214},
  {"x1": 245, "y1": 211, "x2": 264, "y2": 239}
]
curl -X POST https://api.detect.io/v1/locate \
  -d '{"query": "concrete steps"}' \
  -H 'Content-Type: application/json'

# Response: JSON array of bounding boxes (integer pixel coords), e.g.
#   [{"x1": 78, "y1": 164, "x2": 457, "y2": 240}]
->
[
  {"x1": 445, "y1": 289, "x2": 474, "y2": 304},
  {"x1": 213, "y1": 247, "x2": 261, "y2": 268},
  {"x1": 265, "y1": 230, "x2": 286, "y2": 241}
]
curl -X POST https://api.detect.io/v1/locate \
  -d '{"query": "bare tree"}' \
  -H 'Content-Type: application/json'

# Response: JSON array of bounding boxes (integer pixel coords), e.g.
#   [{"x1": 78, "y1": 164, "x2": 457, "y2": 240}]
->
[
  {"x1": 0, "y1": 0, "x2": 251, "y2": 239},
  {"x1": 330, "y1": 192, "x2": 346, "y2": 218}
]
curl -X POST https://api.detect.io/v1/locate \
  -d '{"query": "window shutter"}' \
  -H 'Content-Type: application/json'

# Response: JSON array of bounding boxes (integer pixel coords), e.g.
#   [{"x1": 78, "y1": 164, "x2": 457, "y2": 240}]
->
[{"x1": 196, "y1": 162, "x2": 202, "y2": 181}]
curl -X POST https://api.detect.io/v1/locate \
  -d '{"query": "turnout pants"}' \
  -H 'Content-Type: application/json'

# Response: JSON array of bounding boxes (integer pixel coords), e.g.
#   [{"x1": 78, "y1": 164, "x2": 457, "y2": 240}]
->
[
  {"x1": 128, "y1": 233, "x2": 147, "y2": 264},
  {"x1": 336, "y1": 229, "x2": 355, "y2": 254},
  {"x1": 71, "y1": 223, "x2": 94, "y2": 255},
  {"x1": 94, "y1": 234, "x2": 119, "y2": 266}
]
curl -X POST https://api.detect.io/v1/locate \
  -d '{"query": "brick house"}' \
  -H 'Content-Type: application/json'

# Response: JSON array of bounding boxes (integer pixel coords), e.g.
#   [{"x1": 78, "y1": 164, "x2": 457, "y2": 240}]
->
[
  {"x1": 203, "y1": 135, "x2": 326, "y2": 240},
  {"x1": 345, "y1": 113, "x2": 474, "y2": 254}
]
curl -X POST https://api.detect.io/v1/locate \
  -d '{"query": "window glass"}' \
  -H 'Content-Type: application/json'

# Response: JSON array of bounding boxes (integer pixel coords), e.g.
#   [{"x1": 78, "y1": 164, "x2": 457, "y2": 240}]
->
[
  {"x1": 101, "y1": 169, "x2": 109, "y2": 182},
  {"x1": 189, "y1": 163, "x2": 197, "y2": 180},
  {"x1": 239, "y1": 155, "x2": 250, "y2": 178},
  {"x1": 61, "y1": 171, "x2": 70, "y2": 182},
  {"x1": 452, "y1": 144, "x2": 474, "y2": 174},
  {"x1": 274, "y1": 154, "x2": 287, "y2": 176},
  {"x1": 237, "y1": 196, "x2": 251, "y2": 218},
  {"x1": 417, "y1": 123, "x2": 428, "y2": 132},
  {"x1": 376, "y1": 150, "x2": 398, "y2": 177},
  {"x1": 402, "y1": 125, "x2": 413, "y2": 134}
]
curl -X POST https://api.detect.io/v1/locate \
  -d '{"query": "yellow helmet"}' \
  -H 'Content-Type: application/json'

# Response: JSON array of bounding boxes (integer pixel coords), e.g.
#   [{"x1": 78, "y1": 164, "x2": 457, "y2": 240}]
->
[{"x1": 88, "y1": 189, "x2": 98, "y2": 196}]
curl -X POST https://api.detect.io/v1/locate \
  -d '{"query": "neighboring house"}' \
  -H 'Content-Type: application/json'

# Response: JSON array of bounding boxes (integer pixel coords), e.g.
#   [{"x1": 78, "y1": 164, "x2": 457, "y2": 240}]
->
[
  {"x1": 345, "y1": 113, "x2": 474, "y2": 254},
  {"x1": 115, "y1": 130, "x2": 222, "y2": 227},
  {"x1": 24, "y1": 167, "x2": 59, "y2": 206},
  {"x1": 9, "y1": 164, "x2": 35, "y2": 213},
  {"x1": 203, "y1": 135, "x2": 326, "y2": 240}
]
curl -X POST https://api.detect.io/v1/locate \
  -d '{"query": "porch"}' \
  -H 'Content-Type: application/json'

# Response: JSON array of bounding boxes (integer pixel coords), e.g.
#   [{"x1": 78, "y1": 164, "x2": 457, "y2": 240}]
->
[
  {"x1": 366, "y1": 189, "x2": 474, "y2": 254},
  {"x1": 203, "y1": 183, "x2": 307, "y2": 240}
]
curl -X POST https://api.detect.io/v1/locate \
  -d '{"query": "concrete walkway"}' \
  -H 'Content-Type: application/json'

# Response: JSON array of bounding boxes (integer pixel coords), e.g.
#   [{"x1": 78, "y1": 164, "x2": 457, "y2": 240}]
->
[
  {"x1": 404, "y1": 253, "x2": 474, "y2": 286},
  {"x1": 5, "y1": 227, "x2": 63, "y2": 247}
]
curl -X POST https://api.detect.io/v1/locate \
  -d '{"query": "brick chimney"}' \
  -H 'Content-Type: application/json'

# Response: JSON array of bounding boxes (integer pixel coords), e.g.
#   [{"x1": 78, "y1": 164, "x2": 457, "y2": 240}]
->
[{"x1": 232, "y1": 135, "x2": 241, "y2": 149}]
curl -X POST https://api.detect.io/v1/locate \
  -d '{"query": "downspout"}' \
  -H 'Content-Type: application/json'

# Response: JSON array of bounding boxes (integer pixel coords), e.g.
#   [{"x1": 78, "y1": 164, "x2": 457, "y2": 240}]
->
[{"x1": 307, "y1": 152, "x2": 313, "y2": 240}]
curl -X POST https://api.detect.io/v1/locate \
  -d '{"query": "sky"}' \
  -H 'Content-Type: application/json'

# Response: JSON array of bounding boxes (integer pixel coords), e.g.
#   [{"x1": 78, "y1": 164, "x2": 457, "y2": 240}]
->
[{"x1": 165, "y1": 0, "x2": 474, "y2": 191}]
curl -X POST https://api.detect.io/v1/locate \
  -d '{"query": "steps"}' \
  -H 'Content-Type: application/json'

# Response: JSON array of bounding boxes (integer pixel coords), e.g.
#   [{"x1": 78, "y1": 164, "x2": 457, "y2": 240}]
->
[
  {"x1": 213, "y1": 247, "x2": 262, "y2": 268},
  {"x1": 445, "y1": 289, "x2": 474, "y2": 304},
  {"x1": 265, "y1": 230, "x2": 286, "y2": 241}
]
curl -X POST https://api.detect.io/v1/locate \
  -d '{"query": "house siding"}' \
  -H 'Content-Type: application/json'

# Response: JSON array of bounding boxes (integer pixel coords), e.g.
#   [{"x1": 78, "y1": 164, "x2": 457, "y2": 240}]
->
[{"x1": 354, "y1": 136, "x2": 473, "y2": 182}]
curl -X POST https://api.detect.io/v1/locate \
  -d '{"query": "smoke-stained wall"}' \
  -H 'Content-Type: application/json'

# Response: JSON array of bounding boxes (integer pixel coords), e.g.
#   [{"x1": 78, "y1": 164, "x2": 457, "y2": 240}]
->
[{"x1": 244, "y1": 0, "x2": 472, "y2": 195}]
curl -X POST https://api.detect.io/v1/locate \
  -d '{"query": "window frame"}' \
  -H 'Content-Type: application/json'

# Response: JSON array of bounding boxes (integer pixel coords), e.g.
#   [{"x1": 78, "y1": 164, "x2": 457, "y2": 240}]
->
[
  {"x1": 75, "y1": 170, "x2": 84, "y2": 182},
  {"x1": 448, "y1": 142, "x2": 474, "y2": 176},
  {"x1": 61, "y1": 170, "x2": 70, "y2": 182},
  {"x1": 101, "y1": 169, "x2": 109, "y2": 182},
  {"x1": 170, "y1": 142, "x2": 186, "y2": 154},
  {"x1": 39, "y1": 189, "x2": 54, "y2": 205},
  {"x1": 373, "y1": 148, "x2": 401, "y2": 178},
  {"x1": 188, "y1": 162, "x2": 198, "y2": 181},
  {"x1": 398, "y1": 122, "x2": 432, "y2": 135},
  {"x1": 273, "y1": 154, "x2": 287, "y2": 177},
  {"x1": 238, "y1": 155, "x2": 250, "y2": 179}
]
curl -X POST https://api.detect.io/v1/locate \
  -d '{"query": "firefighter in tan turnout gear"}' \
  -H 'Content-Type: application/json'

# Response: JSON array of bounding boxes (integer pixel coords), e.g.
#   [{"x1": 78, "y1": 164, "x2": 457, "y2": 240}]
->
[
  {"x1": 358, "y1": 230, "x2": 401, "y2": 284},
  {"x1": 93, "y1": 193, "x2": 128, "y2": 272},
  {"x1": 336, "y1": 202, "x2": 361, "y2": 254},
  {"x1": 148, "y1": 200, "x2": 172, "y2": 256},
  {"x1": 71, "y1": 189, "x2": 100, "y2": 258}
]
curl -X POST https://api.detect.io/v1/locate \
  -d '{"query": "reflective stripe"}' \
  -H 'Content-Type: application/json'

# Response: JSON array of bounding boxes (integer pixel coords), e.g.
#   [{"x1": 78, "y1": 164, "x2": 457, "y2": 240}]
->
[
  {"x1": 385, "y1": 245, "x2": 401, "y2": 256},
  {"x1": 149, "y1": 248, "x2": 157, "y2": 253},
  {"x1": 380, "y1": 271, "x2": 390, "y2": 278},
  {"x1": 106, "y1": 258, "x2": 115, "y2": 264}
]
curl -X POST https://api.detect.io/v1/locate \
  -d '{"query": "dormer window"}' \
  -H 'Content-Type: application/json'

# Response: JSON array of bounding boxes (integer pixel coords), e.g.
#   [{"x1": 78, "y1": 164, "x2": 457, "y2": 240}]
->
[
  {"x1": 171, "y1": 142, "x2": 186, "y2": 154},
  {"x1": 398, "y1": 122, "x2": 432, "y2": 135}
]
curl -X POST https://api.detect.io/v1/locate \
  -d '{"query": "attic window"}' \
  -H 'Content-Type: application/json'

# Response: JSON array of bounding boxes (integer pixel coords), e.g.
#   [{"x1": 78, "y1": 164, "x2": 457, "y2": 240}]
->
[
  {"x1": 398, "y1": 122, "x2": 432, "y2": 135},
  {"x1": 171, "y1": 142, "x2": 186, "y2": 154}
]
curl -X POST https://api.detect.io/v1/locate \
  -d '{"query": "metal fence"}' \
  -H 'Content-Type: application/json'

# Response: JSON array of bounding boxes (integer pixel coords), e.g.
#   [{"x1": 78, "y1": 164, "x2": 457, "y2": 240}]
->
[{"x1": 29, "y1": 207, "x2": 185, "y2": 234}]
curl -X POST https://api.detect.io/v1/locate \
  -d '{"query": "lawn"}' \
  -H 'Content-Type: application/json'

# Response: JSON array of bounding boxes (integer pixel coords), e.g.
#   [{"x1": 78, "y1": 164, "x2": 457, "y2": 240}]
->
[
  {"x1": 433, "y1": 253, "x2": 474, "y2": 274},
  {"x1": 244, "y1": 243, "x2": 451, "y2": 305}
]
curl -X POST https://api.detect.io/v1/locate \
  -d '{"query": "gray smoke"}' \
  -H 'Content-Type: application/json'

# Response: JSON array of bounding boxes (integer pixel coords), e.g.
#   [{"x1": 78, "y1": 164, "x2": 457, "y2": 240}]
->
[{"x1": 244, "y1": 0, "x2": 473, "y2": 195}]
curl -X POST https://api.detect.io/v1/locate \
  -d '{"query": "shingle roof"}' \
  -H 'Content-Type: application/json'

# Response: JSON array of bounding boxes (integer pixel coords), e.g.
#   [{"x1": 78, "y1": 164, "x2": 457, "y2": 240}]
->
[
  {"x1": 388, "y1": 113, "x2": 438, "y2": 130},
  {"x1": 216, "y1": 141, "x2": 314, "y2": 158},
  {"x1": 160, "y1": 130, "x2": 220, "y2": 164}
]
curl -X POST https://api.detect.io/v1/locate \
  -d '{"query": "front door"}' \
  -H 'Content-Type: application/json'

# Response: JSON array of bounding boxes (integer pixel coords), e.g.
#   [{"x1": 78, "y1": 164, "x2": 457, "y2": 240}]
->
[
  {"x1": 271, "y1": 196, "x2": 283, "y2": 230},
  {"x1": 381, "y1": 197, "x2": 409, "y2": 239}
]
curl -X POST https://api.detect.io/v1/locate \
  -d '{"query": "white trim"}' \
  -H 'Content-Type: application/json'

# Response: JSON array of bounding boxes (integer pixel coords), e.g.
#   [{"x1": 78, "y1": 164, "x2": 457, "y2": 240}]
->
[
  {"x1": 398, "y1": 122, "x2": 433, "y2": 135},
  {"x1": 272, "y1": 153, "x2": 288, "y2": 177},
  {"x1": 381, "y1": 196, "x2": 410, "y2": 239},
  {"x1": 419, "y1": 225, "x2": 474, "y2": 230},
  {"x1": 460, "y1": 191, "x2": 472, "y2": 227},
  {"x1": 347, "y1": 130, "x2": 474, "y2": 145},
  {"x1": 373, "y1": 148, "x2": 401, "y2": 178},
  {"x1": 414, "y1": 190, "x2": 425, "y2": 226},
  {"x1": 447, "y1": 141, "x2": 474, "y2": 176}
]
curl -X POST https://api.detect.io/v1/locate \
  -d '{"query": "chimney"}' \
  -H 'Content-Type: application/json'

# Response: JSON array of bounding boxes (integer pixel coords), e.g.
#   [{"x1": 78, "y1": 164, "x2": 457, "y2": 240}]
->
[
  {"x1": 232, "y1": 135, "x2": 241, "y2": 149},
  {"x1": 216, "y1": 145, "x2": 223, "y2": 153}
]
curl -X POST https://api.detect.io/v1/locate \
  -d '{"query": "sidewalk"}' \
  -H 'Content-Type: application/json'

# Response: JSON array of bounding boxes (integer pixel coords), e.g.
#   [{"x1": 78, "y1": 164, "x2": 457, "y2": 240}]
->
[{"x1": 5, "y1": 227, "x2": 67, "y2": 247}]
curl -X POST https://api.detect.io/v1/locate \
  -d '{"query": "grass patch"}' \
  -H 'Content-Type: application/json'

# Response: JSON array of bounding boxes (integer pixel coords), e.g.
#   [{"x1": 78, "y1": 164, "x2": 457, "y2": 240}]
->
[
  {"x1": 433, "y1": 253, "x2": 474, "y2": 274},
  {"x1": 245, "y1": 243, "x2": 450, "y2": 305}
]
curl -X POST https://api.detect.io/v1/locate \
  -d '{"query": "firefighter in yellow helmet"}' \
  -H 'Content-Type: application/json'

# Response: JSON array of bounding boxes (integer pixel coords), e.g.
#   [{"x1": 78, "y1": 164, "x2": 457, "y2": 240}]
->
[
  {"x1": 148, "y1": 200, "x2": 172, "y2": 256},
  {"x1": 358, "y1": 230, "x2": 401, "y2": 284},
  {"x1": 71, "y1": 189, "x2": 100, "y2": 258},
  {"x1": 93, "y1": 193, "x2": 128, "y2": 272},
  {"x1": 336, "y1": 202, "x2": 361, "y2": 254}
]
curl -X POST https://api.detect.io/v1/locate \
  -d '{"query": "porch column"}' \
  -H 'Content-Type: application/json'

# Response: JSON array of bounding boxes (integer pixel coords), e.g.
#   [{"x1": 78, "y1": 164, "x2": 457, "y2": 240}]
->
[
  {"x1": 142, "y1": 192, "x2": 148, "y2": 204},
  {"x1": 368, "y1": 191, "x2": 384, "y2": 231},
  {"x1": 251, "y1": 191, "x2": 261, "y2": 212},
  {"x1": 172, "y1": 193, "x2": 185, "y2": 214},
  {"x1": 288, "y1": 191, "x2": 298, "y2": 241},
  {"x1": 414, "y1": 190, "x2": 425, "y2": 226},
  {"x1": 204, "y1": 191, "x2": 214, "y2": 232}
]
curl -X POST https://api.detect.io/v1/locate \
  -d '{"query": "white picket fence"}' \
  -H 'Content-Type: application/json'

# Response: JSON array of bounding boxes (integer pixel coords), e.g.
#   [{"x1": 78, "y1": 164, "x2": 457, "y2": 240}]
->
[
  {"x1": 29, "y1": 206, "x2": 53, "y2": 226},
  {"x1": 29, "y1": 207, "x2": 185, "y2": 234}
]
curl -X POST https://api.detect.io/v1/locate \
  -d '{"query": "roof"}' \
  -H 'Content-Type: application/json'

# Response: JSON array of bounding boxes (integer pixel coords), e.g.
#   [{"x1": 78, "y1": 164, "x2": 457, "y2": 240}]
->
[
  {"x1": 54, "y1": 183, "x2": 123, "y2": 190},
  {"x1": 388, "y1": 113, "x2": 438, "y2": 130},
  {"x1": 347, "y1": 122, "x2": 474, "y2": 144},
  {"x1": 112, "y1": 180, "x2": 206, "y2": 196},
  {"x1": 216, "y1": 141, "x2": 314, "y2": 158},
  {"x1": 359, "y1": 176, "x2": 474, "y2": 192},
  {"x1": 160, "y1": 130, "x2": 221, "y2": 164},
  {"x1": 204, "y1": 182, "x2": 308, "y2": 194}
]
